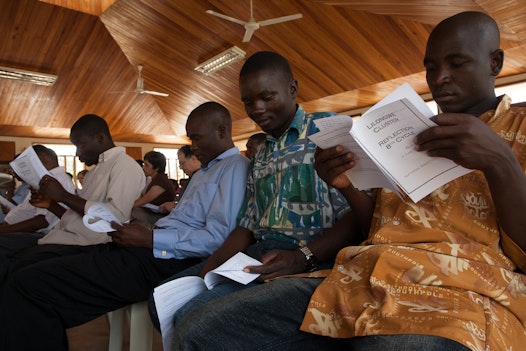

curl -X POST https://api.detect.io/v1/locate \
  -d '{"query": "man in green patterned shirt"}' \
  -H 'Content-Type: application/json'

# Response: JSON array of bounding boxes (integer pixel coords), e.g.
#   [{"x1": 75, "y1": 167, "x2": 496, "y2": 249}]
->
[{"x1": 164, "y1": 51, "x2": 373, "y2": 348}]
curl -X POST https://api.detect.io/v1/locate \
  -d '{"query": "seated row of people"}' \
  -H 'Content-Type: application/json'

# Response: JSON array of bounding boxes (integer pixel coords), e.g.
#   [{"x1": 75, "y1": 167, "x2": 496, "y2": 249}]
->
[{"x1": 0, "y1": 11, "x2": 524, "y2": 351}]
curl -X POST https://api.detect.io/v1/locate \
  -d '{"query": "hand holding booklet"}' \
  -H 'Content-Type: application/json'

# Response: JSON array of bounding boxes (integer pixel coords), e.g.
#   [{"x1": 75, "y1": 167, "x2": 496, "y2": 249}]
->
[
  {"x1": 308, "y1": 83, "x2": 471, "y2": 203},
  {"x1": 9, "y1": 146, "x2": 51, "y2": 189},
  {"x1": 153, "y1": 252, "x2": 262, "y2": 350}
]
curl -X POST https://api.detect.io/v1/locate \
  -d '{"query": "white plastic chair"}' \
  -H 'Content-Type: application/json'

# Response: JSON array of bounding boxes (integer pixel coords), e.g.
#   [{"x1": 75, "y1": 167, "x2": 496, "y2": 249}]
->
[{"x1": 108, "y1": 301, "x2": 153, "y2": 351}]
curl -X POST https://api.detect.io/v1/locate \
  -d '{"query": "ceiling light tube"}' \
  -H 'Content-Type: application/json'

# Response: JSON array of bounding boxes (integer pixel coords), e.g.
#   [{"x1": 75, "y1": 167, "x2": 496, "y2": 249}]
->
[
  {"x1": 195, "y1": 46, "x2": 246, "y2": 75},
  {"x1": 0, "y1": 66, "x2": 58, "y2": 86}
]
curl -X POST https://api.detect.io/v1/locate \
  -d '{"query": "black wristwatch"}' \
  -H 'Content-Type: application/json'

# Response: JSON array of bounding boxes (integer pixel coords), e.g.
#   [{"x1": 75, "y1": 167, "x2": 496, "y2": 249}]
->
[{"x1": 299, "y1": 246, "x2": 318, "y2": 272}]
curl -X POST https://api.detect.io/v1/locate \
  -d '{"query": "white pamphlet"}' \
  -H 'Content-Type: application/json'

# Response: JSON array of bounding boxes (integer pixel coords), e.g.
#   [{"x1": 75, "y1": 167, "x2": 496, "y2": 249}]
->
[
  {"x1": 153, "y1": 252, "x2": 262, "y2": 350},
  {"x1": 82, "y1": 202, "x2": 122, "y2": 232},
  {"x1": 9, "y1": 146, "x2": 51, "y2": 189},
  {"x1": 309, "y1": 83, "x2": 472, "y2": 202}
]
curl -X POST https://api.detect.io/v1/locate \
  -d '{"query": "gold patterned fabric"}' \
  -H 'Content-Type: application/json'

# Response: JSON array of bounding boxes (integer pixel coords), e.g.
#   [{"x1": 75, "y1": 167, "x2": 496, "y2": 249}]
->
[{"x1": 300, "y1": 96, "x2": 526, "y2": 351}]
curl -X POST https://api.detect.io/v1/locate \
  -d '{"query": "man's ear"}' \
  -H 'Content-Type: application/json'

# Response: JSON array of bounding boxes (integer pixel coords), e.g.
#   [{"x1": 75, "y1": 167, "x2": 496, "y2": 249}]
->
[
  {"x1": 96, "y1": 132, "x2": 106, "y2": 144},
  {"x1": 289, "y1": 79, "x2": 299, "y2": 99},
  {"x1": 217, "y1": 125, "x2": 227, "y2": 139},
  {"x1": 490, "y1": 49, "x2": 504, "y2": 76}
]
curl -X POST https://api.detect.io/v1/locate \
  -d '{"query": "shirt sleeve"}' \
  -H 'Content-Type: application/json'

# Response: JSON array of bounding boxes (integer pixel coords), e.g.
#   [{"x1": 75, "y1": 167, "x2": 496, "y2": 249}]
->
[{"x1": 152, "y1": 156, "x2": 248, "y2": 259}]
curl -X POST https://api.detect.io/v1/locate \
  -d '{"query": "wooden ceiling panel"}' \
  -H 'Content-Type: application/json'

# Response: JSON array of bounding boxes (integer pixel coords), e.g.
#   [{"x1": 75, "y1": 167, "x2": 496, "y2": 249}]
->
[
  {"x1": 38, "y1": 0, "x2": 117, "y2": 15},
  {"x1": 0, "y1": 0, "x2": 525, "y2": 145}
]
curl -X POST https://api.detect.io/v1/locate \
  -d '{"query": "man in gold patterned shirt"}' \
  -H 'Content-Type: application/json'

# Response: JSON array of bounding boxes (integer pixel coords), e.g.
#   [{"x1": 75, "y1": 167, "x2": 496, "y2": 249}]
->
[{"x1": 172, "y1": 11, "x2": 526, "y2": 351}]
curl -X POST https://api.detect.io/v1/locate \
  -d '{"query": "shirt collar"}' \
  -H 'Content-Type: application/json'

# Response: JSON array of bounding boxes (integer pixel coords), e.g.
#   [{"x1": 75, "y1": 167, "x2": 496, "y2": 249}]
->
[
  {"x1": 495, "y1": 94, "x2": 511, "y2": 116},
  {"x1": 267, "y1": 104, "x2": 304, "y2": 142},
  {"x1": 97, "y1": 146, "x2": 124, "y2": 164},
  {"x1": 201, "y1": 146, "x2": 240, "y2": 171},
  {"x1": 289, "y1": 104, "x2": 305, "y2": 134}
]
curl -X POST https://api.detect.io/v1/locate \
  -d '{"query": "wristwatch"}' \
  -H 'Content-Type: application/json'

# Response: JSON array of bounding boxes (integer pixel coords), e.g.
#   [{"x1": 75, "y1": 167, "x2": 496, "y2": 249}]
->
[{"x1": 299, "y1": 246, "x2": 318, "y2": 272}]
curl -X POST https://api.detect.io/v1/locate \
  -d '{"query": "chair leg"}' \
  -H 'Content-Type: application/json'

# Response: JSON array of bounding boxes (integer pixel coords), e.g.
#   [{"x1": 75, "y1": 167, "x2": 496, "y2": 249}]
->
[
  {"x1": 107, "y1": 307, "x2": 127, "y2": 351},
  {"x1": 129, "y1": 301, "x2": 153, "y2": 351}
]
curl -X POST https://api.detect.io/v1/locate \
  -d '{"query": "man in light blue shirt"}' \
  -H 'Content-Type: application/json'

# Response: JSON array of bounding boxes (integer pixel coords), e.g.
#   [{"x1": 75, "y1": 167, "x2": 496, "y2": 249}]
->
[
  {"x1": 152, "y1": 144, "x2": 249, "y2": 259},
  {"x1": 0, "y1": 102, "x2": 249, "y2": 351}
]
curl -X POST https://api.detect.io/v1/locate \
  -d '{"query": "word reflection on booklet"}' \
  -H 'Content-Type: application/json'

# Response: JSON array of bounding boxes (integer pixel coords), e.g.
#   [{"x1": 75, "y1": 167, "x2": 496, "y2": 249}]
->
[
  {"x1": 153, "y1": 252, "x2": 262, "y2": 350},
  {"x1": 309, "y1": 83, "x2": 471, "y2": 203}
]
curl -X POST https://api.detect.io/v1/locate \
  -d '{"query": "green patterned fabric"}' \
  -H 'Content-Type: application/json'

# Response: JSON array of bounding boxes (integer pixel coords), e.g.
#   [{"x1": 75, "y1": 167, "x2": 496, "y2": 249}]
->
[{"x1": 237, "y1": 105, "x2": 351, "y2": 246}]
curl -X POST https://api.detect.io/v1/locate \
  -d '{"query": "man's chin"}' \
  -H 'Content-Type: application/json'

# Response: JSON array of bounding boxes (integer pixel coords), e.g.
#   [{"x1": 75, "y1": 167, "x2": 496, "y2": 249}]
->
[{"x1": 436, "y1": 101, "x2": 466, "y2": 114}]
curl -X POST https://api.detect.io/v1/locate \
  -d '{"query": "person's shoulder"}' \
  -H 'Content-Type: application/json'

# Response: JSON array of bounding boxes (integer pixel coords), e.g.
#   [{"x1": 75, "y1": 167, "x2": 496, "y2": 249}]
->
[
  {"x1": 508, "y1": 103, "x2": 526, "y2": 121},
  {"x1": 227, "y1": 152, "x2": 250, "y2": 166}
]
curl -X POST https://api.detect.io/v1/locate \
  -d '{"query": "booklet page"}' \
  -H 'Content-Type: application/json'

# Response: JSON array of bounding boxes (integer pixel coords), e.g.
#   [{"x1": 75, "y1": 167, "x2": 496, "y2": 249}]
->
[
  {"x1": 153, "y1": 252, "x2": 262, "y2": 350},
  {"x1": 309, "y1": 115, "x2": 397, "y2": 192},
  {"x1": 154, "y1": 276, "x2": 208, "y2": 351},
  {"x1": 352, "y1": 97, "x2": 471, "y2": 202},
  {"x1": 9, "y1": 146, "x2": 51, "y2": 189},
  {"x1": 204, "y1": 251, "x2": 262, "y2": 289},
  {"x1": 82, "y1": 202, "x2": 121, "y2": 232},
  {"x1": 309, "y1": 83, "x2": 472, "y2": 202}
]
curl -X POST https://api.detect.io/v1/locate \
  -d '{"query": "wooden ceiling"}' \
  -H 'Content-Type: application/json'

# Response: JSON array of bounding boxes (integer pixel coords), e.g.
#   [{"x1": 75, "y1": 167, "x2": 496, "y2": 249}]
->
[{"x1": 1, "y1": 0, "x2": 525, "y2": 145}]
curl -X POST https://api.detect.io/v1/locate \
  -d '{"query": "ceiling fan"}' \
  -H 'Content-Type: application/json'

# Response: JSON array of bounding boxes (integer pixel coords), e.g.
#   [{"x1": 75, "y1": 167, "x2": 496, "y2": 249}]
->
[
  {"x1": 206, "y1": 0, "x2": 303, "y2": 42},
  {"x1": 113, "y1": 65, "x2": 169, "y2": 97}
]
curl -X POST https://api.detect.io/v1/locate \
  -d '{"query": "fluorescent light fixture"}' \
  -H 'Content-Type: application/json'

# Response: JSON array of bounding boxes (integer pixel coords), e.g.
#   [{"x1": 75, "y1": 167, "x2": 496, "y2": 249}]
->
[
  {"x1": 0, "y1": 65, "x2": 57, "y2": 86},
  {"x1": 195, "y1": 46, "x2": 246, "y2": 75}
]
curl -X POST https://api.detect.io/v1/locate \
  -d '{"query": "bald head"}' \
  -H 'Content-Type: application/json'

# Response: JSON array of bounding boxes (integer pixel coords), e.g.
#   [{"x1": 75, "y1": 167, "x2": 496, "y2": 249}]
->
[
  {"x1": 187, "y1": 101, "x2": 232, "y2": 134},
  {"x1": 428, "y1": 11, "x2": 500, "y2": 55},
  {"x1": 424, "y1": 11, "x2": 504, "y2": 115},
  {"x1": 185, "y1": 101, "x2": 234, "y2": 165}
]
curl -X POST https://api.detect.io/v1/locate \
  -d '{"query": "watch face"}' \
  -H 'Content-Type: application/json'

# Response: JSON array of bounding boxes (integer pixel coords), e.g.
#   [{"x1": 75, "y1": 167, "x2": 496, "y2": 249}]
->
[
  {"x1": 305, "y1": 256, "x2": 317, "y2": 272},
  {"x1": 300, "y1": 246, "x2": 317, "y2": 272}
]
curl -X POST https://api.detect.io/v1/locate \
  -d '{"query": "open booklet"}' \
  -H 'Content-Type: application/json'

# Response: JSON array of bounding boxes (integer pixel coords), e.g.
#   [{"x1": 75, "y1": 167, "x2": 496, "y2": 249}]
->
[
  {"x1": 82, "y1": 202, "x2": 123, "y2": 232},
  {"x1": 153, "y1": 252, "x2": 262, "y2": 350},
  {"x1": 309, "y1": 83, "x2": 472, "y2": 203},
  {"x1": 9, "y1": 146, "x2": 51, "y2": 189}
]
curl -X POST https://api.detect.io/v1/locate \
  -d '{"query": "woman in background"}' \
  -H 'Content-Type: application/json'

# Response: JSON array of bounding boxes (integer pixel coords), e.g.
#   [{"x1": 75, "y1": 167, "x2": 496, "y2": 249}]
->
[{"x1": 132, "y1": 151, "x2": 176, "y2": 225}]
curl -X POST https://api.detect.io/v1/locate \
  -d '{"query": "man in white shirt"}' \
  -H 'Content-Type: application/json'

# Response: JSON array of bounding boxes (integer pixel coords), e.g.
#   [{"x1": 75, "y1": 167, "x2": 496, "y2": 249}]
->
[{"x1": 0, "y1": 114, "x2": 145, "y2": 279}]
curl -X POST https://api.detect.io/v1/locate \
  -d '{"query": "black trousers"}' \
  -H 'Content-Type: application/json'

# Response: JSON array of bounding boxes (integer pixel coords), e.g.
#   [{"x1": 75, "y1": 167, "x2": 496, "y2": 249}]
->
[
  {"x1": 0, "y1": 232, "x2": 44, "y2": 281},
  {"x1": 0, "y1": 244, "x2": 200, "y2": 351}
]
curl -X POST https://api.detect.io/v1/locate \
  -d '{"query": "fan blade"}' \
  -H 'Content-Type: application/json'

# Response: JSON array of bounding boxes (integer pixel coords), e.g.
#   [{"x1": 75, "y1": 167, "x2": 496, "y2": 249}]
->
[
  {"x1": 258, "y1": 13, "x2": 302, "y2": 27},
  {"x1": 242, "y1": 28, "x2": 255, "y2": 42},
  {"x1": 206, "y1": 10, "x2": 247, "y2": 26},
  {"x1": 143, "y1": 90, "x2": 169, "y2": 97}
]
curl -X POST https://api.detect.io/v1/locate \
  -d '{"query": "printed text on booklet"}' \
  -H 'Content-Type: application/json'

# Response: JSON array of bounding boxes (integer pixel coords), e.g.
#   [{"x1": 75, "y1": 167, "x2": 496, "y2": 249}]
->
[{"x1": 309, "y1": 83, "x2": 471, "y2": 203}]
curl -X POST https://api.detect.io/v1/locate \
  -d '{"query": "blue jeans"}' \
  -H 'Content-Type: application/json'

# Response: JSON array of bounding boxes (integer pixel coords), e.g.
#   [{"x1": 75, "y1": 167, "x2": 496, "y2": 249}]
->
[
  {"x1": 172, "y1": 277, "x2": 470, "y2": 351},
  {"x1": 172, "y1": 239, "x2": 327, "y2": 327}
]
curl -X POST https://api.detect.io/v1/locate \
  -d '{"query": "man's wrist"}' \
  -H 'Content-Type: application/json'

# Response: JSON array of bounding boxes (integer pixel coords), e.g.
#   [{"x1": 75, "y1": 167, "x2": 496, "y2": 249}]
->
[{"x1": 299, "y1": 245, "x2": 318, "y2": 272}]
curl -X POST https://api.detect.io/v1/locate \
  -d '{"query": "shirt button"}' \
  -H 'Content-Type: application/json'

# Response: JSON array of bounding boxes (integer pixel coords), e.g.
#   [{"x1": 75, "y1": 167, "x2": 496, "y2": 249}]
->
[
  {"x1": 392, "y1": 220, "x2": 400, "y2": 225},
  {"x1": 338, "y1": 265, "x2": 345, "y2": 272},
  {"x1": 161, "y1": 250, "x2": 167, "y2": 257}
]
